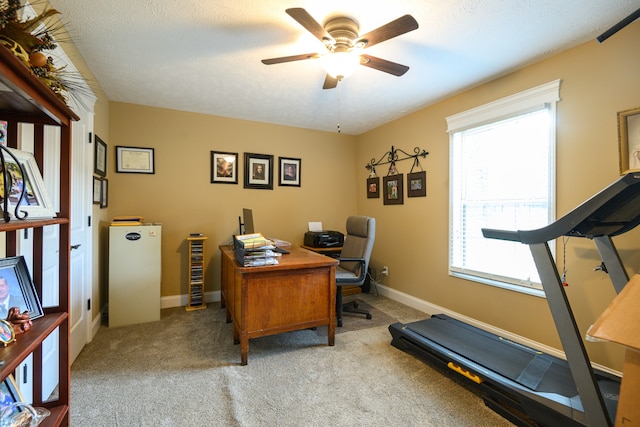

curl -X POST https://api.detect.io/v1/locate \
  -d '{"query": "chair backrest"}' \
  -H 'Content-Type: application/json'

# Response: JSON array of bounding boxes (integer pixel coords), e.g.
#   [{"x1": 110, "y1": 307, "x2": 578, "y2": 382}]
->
[{"x1": 339, "y1": 216, "x2": 376, "y2": 283}]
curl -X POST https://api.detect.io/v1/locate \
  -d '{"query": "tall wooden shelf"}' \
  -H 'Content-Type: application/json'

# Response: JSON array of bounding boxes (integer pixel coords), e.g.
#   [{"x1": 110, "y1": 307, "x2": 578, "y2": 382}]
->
[
  {"x1": 186, "y1": 236, "x2": 207, "y2": 311},
  {"x1": 0, "y1": 44, "x2": 78, "y2": 426}
]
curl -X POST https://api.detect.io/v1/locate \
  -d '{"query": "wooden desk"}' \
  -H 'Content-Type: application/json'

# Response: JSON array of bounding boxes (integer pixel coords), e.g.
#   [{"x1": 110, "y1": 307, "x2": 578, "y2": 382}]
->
[{"x1": 220, "y1": 245, "x2": 338, "y2": 365}]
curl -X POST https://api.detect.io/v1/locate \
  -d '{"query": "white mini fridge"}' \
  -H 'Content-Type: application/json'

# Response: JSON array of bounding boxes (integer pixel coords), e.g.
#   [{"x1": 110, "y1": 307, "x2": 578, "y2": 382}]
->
[{"x1": 108, "y1": 224, "x2": 162, "y2": 327}]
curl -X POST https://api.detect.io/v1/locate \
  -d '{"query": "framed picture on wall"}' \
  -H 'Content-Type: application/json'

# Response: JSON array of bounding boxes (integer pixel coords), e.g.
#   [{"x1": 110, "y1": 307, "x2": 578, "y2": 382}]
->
[
  {"x1": 407, "y1": 171, "x2": 426, "y2": 198},
  {"x1": 93, "y1": 176, "x2": 101, "y2": 204},
  {"x1": 94, "y1": 135, "x2": 107, "y2": 177},
  {"x1": 367, "y1": 177, "x2": 379, "y2": 198},
  {"x1": 100, "y1": 178, "x2": 109, "y2": 208},
  {"x1": 278, "y1": 157, "x2": 301, "y2": 187},
  {"x1": 618, "y1": 106, "x2": 640, "y2": 174},
  {"x1": 244, "y1": 152, "x2": 273, "y2": 190},
  {"x1": 116, "y1": 146, "x2": 155, "y2": 174},
  {"x1": 211, "y1": 151, "x2": 238, "y2": 184},
  {"x1": 383, "y1": 174, "x2": 403, "y2": 205}
]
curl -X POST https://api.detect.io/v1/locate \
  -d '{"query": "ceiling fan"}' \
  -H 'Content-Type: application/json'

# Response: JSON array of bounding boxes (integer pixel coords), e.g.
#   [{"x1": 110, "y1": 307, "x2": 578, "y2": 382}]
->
[{"x1": 261, "y1": 8, "x2": 419, "y2": 89}]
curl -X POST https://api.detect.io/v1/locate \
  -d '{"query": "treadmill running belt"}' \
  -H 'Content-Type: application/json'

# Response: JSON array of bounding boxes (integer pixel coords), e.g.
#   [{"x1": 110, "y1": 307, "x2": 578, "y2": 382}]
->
[
  {"x1": 517, "y1": 355, "x2": 552, "y2": 390},
  {"x1": 405, "y1": 314, "x2": 578, "y2": 396}
]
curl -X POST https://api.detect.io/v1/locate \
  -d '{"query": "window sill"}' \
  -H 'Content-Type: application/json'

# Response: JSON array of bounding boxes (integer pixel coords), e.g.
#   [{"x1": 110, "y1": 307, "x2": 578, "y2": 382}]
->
[{"x1": 451, "y1": 271, "x2": 546, "y2": 298}]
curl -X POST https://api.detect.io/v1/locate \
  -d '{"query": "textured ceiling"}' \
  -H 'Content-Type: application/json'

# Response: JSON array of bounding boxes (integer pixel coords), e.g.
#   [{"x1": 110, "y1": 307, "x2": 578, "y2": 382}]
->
[{"x1": 48, "y1": 0, "x2": 639, "y2": 135}]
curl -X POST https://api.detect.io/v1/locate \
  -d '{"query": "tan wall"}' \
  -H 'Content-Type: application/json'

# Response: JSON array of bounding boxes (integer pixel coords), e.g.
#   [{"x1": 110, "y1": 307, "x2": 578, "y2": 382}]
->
[
  {"x1": 107, "y1": 104, "x2": 357, "y2": 302},
  {"x1": 356, "y1": 21, "x2": 640, "y2": 370},
  {"x1": 47, "y1": 0, "x2": 639, "y2": 370}
]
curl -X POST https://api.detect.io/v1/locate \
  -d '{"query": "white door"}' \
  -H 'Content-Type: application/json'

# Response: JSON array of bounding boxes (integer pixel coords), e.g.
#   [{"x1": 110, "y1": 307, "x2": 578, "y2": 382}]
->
[{"x1": 68, "y1": 108, "x2": 94, "y2": 364}]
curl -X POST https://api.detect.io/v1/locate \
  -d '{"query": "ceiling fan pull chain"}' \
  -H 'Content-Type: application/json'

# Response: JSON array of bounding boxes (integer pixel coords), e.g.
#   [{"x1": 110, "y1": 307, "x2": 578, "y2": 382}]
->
[{"x1": 337, "y1": 83, "x2": 342, "y2": 133}]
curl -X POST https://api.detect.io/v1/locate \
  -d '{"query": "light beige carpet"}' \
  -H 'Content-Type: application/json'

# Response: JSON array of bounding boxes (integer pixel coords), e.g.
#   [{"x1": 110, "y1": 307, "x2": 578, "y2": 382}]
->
[{"x1": 70, "y1": 294, "x2": 515, "y2": 426}]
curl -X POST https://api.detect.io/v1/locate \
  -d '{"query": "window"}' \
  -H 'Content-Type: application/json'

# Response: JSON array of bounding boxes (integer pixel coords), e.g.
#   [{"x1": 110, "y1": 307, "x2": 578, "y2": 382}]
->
[{"x1": 446, "y1": 80, "x2": 561, "y2": 295}]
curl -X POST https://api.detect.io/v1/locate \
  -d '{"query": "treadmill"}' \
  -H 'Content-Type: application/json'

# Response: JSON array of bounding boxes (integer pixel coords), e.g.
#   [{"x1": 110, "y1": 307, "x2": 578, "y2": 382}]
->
[{"x1": 390, "y1": 172, "x2": 640, "y2": 426}]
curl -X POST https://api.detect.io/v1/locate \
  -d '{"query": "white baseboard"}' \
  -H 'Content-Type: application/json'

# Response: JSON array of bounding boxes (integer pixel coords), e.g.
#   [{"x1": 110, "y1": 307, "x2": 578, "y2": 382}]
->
[
  {"x1": 375, "y1": 283, "x2": 621, "y2": 377},
  {"x1": 91, "y1": 311, "x2": 102, "y2": 340},
  {"x1": 160, "y1": 290, "x2": 220, "y2": 309}
]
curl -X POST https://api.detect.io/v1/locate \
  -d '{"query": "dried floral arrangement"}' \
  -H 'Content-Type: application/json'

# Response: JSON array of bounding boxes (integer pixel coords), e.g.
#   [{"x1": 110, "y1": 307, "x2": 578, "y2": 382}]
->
[{"x1": 0, "y1": 0, "x2": 72, "y2": 103}]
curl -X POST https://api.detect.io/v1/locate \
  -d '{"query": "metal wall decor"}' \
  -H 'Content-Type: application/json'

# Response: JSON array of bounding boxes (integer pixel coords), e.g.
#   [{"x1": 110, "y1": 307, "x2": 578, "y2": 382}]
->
[{"x1": 366, "y1": 146, "x2": 429, "y2": 202}]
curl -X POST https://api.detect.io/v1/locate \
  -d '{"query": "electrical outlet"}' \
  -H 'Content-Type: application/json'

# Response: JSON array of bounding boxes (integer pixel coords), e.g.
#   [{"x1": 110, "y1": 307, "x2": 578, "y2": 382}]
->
[{"x1": 381, "y1": 266, "x2": 389, "y2": 276}]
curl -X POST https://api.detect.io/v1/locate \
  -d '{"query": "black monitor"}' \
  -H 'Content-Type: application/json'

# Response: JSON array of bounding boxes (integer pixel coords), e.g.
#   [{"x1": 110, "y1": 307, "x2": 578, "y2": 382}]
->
[{"x1": 238, "y1": 208, "x2": 255, "y2": 235}]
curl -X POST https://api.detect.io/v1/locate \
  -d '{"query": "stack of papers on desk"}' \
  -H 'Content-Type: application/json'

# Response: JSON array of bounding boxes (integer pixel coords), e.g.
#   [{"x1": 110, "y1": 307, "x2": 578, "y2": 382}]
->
[{"x1": 235, "y1": 233, "x2": 280, "y2": 266}]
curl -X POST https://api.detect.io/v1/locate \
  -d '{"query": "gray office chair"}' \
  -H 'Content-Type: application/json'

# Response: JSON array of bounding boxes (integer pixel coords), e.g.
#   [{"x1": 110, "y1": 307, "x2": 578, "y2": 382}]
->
[{"x1": 335, "y1": 216, "x2": 376, "y2": 327}]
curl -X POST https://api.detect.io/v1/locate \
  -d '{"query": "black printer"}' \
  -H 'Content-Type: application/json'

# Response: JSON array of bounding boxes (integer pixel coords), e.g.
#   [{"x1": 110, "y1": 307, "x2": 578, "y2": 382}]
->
[{"x1": 304, "y1": 231, "x2": 344, "y2": 248}]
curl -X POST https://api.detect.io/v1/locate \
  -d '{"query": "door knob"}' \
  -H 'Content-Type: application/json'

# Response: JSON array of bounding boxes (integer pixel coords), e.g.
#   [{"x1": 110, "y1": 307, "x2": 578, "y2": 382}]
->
[{"x1": 71, "y1": 244, "x2": 81, "y2": 250}]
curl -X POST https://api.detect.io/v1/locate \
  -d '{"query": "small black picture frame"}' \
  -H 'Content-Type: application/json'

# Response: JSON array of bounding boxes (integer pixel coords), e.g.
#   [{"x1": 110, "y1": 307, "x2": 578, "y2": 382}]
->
[
  {"x1": 383, "y1": 174, "x2": 404, "y2": 205},
  {"x1": 278, "y1": 157, "x2": 301, "y2": 187},
  {"x1": 367, "y1": 177, "x2": 379, "y2": 198},
  {"x1": 100, "y1": 178, "x2": 109, "y2": 208},
  {"x1": 0, "y1": 256, "x2": 44, "y2": 321},
  {"x1": 92, "y1": 176, "x2": 101, "y2": 205},
  {"x1": 244, "y1": 152, "x2": 274, "y2": 190},
  {"x1": 94, "y1": 135, "x2": 107, "y2": 177},
  {"x1": 407, "y1": 171, "x2": 426, "y2": 198}
]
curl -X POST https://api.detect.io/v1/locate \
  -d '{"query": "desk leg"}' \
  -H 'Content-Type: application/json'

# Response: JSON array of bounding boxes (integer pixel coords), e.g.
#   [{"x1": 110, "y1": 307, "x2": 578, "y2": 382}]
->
[
  {"x1": 226, "y1": 306, "x2": 232, "y2": 323},
  {"x1": 328, "y1": 323, "x2": 335, "y2": 346},
  {"x1": 241, "y1": 336, "x2": 248, "y2": 366}
]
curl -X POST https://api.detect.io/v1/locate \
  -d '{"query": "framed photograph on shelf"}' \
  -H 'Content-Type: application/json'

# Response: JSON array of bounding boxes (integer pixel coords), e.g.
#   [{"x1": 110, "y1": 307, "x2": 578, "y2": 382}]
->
[
  {"x1": 383, "y1": 174, "x2": 404, "y2": 205},
  {"x1": 0, "y1": 320, "x2": 15, "y2": 346},
  {"x1": 0, "y1": 121, "x2": 7, "y2": 147},
  {"x1": 211, "y1": 151, "x2": 238, "y2": 184},
  {"x1": 100, "y1": 178, "x2": 109, "y2": 208},
  {"x1": 0, "y1": 256, "x2": 44, "y2": 321},
  {"x1": 244, "y1": 152, "x2": 273, "y2": 190},
  {"x1": 0, "y1": 375, "x2": 22, "y2": 409},
  {"x1": 94, "y1": 135, "x2": 107, "y2": 177},
  {"x1": 92, "y1": 176, "x2": 101, "y2": 204},
  {"x1": 407, "y1": 171, "x2": 426, "y2": 198},
  {"x1": 618, "y1": 106, "x2": 640, "y2": 174},
  {"x1": 278, "y1": 157, "x2": 301, "y2": 187},
  {"x1": 0, "y1": 148, "x2": 56, "y2": 219},
  {"x1": 367, "y1": 177, "x2": 379, "y2": 198},
  {"x1": 116, "y1": 146, "x2": 155, "y2": 174}
]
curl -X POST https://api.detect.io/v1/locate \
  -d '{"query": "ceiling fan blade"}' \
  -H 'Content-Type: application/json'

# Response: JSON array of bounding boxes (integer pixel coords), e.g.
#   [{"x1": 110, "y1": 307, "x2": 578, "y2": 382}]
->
[
  {"x1": 323, "y1": 74, "x2": 339, "y2": 90},
  {"x1": 261, "y1": 53, "x2": 319, "y2": 65},
  {"x1": 356, "y1": 15, "x2": 418, "y2": 49},
  {"x1": 360, "y1": 54, "x2": 409, "y2": 76},
  {"x1": 286, "y1": 8, "x2": 333, "y2": 43}
]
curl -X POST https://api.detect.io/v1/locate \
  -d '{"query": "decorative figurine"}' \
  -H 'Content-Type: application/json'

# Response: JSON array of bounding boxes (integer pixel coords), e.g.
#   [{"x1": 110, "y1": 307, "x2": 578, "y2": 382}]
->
[{"x1": 6, "y1": 306, "x2": 32, "y2": 334}]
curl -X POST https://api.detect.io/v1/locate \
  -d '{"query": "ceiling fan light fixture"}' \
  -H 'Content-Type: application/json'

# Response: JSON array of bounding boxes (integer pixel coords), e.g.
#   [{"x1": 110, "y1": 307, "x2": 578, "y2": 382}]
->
[{"x1": 321, "y1": 51, "x2": 360, "y2": 80}]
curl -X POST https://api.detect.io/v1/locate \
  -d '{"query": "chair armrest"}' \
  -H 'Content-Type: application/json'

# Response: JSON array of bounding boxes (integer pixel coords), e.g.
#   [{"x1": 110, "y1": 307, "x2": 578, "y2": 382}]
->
[{"x1": 336, "y1": 258, "x2": 366, "y2": 283}]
